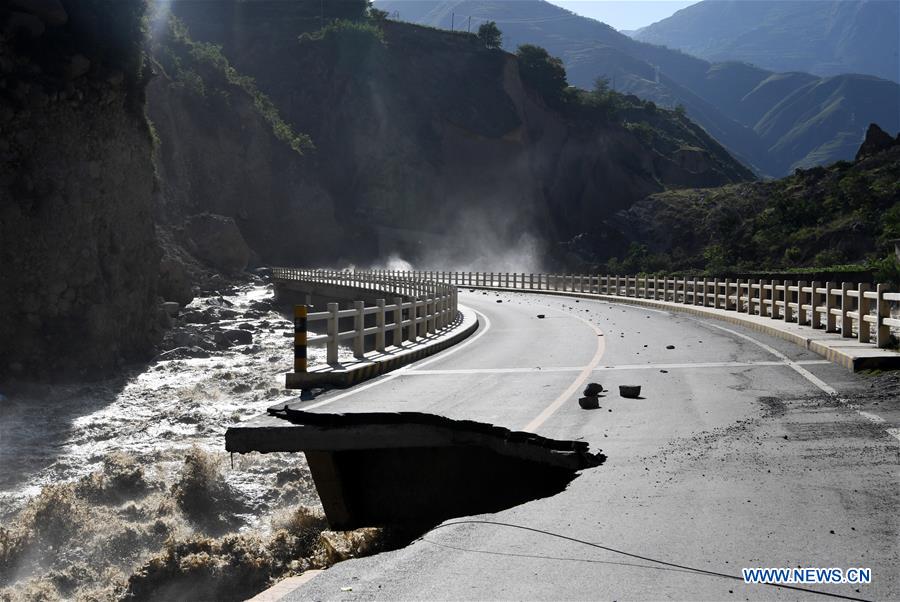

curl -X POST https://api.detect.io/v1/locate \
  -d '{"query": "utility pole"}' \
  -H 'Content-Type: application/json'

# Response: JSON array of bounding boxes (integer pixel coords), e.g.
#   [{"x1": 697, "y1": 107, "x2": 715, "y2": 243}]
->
[
  {"x1": 468, "y1": 16, "x2": 471, "y2": 33},
  {"x1": 451, "y1": 12, "x2": 455, "y2": 31}
]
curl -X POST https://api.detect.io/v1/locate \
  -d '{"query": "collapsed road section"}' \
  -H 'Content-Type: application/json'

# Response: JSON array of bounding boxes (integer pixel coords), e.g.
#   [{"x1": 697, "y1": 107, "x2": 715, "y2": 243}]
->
[{"x1": 226, "y1": 407, "x2": 605, "y2": 530}]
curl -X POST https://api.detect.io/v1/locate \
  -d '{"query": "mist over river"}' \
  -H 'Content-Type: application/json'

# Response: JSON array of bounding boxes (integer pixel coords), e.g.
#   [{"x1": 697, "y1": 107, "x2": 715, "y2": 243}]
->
[{"x1": 0, "y1": 284, "x2": 369, "y2": 601}]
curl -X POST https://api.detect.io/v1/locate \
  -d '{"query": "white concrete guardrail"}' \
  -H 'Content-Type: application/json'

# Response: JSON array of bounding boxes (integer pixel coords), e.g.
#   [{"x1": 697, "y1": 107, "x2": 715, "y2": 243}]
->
[
  {"x1": 273, "y1": 268, "x2": 900, "y2": 375},
  {"x1": 272, "y1": 268, "x2": 465, "y2": 387},
  {"x1": 361, "y1": 269, "x2": 900, "y2": 369},
  {"x1": 354, "y1": 270, "x2": 900, "y2": 347}
]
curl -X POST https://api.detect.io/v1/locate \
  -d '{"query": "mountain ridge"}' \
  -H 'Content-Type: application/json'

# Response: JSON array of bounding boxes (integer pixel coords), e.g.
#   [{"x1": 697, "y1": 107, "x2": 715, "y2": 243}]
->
[
  {"x1": 376, "y1": 0, "x2": 900, "y2": 176},
  {"x1": 634, "y1": 0, "x2": 900, "y2": 83}
]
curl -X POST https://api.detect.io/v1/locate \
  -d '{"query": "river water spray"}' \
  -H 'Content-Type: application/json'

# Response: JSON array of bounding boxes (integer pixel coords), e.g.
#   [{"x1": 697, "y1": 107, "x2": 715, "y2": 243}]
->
[{"x1": 0, "y1": 284, "x2": 368, "y2": 600}]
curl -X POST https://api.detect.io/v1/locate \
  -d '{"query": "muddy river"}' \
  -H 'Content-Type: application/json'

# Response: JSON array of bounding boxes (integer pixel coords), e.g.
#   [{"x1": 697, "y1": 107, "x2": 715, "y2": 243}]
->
[{"x1": 0, "y1": 284, "x2": 367, "y2": 601}]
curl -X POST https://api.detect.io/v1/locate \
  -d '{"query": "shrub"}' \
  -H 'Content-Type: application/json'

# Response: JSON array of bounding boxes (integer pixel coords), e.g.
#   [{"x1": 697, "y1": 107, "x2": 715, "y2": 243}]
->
[
  {"x1": 477, "y1": 21, "x2": 502, "y2": 49},
  {"x1": 165, "y1": 17, "x2": 312, "y2": 155},
  {"x1": 516, "y1": 44, "x2": 568, "y2": 104}
]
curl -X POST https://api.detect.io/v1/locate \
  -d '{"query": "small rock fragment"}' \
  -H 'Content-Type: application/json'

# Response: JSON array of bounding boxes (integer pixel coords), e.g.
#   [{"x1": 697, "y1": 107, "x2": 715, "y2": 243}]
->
[{"x1": 583, "y1": 383, "x2": 604, "y2": 396}]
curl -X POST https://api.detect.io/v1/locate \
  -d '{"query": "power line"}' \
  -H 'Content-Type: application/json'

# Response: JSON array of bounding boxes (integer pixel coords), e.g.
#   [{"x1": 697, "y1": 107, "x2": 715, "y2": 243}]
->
[{"x1": 421, "y1": 520, "x2": 874, "y2": 602}]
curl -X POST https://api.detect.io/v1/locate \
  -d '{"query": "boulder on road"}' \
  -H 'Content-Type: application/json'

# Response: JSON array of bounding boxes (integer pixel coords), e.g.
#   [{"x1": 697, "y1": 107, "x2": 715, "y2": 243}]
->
[{"x1": 583, "y1": 383, "x2": 604, "y2": 396}]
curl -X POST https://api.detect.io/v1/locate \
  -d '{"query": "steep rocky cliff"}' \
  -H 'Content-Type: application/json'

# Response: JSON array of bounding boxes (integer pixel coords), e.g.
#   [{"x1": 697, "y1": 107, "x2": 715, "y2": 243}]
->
[
  {"x1": 160, "y1": 3, "x2": 753, "y2": 269},
  {"x1": 0, "y1": 0, "x2": 159, "y2": 379},
  {"x1": 147, "y1": 16, "x2": 350, "y2": 268},
  {"x1": 0, "y1": 1, "x2": 756, "y2": 379}
]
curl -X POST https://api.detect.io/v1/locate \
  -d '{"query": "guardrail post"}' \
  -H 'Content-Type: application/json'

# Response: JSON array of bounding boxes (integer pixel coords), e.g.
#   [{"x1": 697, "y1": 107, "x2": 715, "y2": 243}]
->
[
  {"x1": 418, "y1": 297, "x2": 428, "y2": 338},
  {"x1": 810, "y1": 281, "x2": 821, "y2": 328},
  {"x1": 797, "y1": 281, "x2": 808, "y2": 325},
  {"x1": 375, "y1": 299, "x2": 386, "y2": 352},
  {"x1": 426, "y1": 294, "x2": 435, "y2": 334},
  {"x1": 841, "y1": 282, "x2": 852, "y2": 337},
  {"x1": 723, "y1": 279, "x2": 732, "y2": 310},
  {"x1": 293, "y1": 304, "x2": 308, "y2": 374},
  {"x1": 757, "y1": 280, "x2": 768, "y2": 318},
  {"x1": 392, "y1": 297, "x2": 403, "y2": 347},
  {"x1": 446, "y1": 288, "x2": 452, "y2": 325},
  {"x1": 825, "y1": 282, "x2": 837, "y2": 332},
  {"x1": 876, "y1": 284, "x2": 891, "y2": 347},
  {"x1": 783, "y1": 280, "x2": 793, "y2": 322},
  {"x1": 770, "y1": 279, "x2": 779, "y2": 320},
  {"x1": 408, "y1": 298, "x2": 418, "y2": 343},
  {"x1": 327, "y1": 302, "x2": 339, "y2": 364},
  {"x1": 858, "y1": 283, "x2": 871, "y2": 343},
  {"x1": 743, "y1": 280, "x2": 751, "y2": 313},
  {"x1": 353, "y1": 301, "x2": 365, "y2": 359}
]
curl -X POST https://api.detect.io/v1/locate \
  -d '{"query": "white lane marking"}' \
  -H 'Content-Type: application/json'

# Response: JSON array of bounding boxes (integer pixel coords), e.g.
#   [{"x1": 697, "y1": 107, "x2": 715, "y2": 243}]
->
[
  {"x1": 522, "y1": 316, "x2": 606, "y2": 434},
  {"x1": 699, "y1": 321, "x2": 838, "y2": 395},
  {"x1": 401, "y1": 360, "x2": 831, "y2": 375},
  {"x1": 403, "y1": 305, "x2": 492, "y2": 371},
  {"x1": 857, "y1": 411, "x2": 886, "y2": 424},
  {"x1": 698, "y1": 320, "x2": 899, "y2": 445},
  {"x1": 302, "y1": 308, "x2": 492, "y2": 410}
]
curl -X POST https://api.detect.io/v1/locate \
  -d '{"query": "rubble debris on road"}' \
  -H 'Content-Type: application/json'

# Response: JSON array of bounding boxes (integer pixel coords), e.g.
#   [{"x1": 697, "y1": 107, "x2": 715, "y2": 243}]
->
[{"x1": 620, "y1": 385, "x2": 642, "y2": 398}]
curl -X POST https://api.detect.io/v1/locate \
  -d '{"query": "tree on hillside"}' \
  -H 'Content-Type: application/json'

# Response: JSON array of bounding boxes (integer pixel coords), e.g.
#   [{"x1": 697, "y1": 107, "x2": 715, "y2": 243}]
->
[
  {"x1": 516, "y1": 44, "x2": 568, "y2": 103},
  {"x1": 477, "y1": 21, "x2": 502, "y2": 49}
]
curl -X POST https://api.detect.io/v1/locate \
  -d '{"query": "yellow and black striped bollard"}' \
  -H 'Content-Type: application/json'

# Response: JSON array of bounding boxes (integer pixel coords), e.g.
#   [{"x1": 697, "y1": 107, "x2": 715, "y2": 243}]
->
[{"x1": 294, "y1": 305, "x2": 308, "y2": 373}]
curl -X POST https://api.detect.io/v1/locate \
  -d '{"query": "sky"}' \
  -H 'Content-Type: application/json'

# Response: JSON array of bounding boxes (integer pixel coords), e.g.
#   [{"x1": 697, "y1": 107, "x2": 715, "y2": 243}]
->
[{"x1": 546, "y1": 0, "x2": 699, "y2": 31}]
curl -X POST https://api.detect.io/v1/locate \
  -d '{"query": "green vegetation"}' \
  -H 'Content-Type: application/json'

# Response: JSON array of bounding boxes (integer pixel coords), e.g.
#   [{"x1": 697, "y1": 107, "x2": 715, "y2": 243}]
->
[
  {"x1": 298, "y1": 19, "x2": 386, "y2": 71},
  {"x1": 516, "y1": 44, "x2": 568, "y2": 106},
  {"x1": 607, "y1": 147, "x2": 900, "y2": 282},
  {"x1": 477, "y1": 21, "x2": 502, "y2": 50},
  {"x1": 156, "y1": 17, "x2": 312, "y2": 155}
]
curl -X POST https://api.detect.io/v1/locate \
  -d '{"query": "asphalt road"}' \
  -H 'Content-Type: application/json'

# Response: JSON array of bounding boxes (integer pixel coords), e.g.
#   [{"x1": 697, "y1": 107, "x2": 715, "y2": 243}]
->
[{"x1": 284, "y1": 289, "x2": 900, "y2": 601}]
